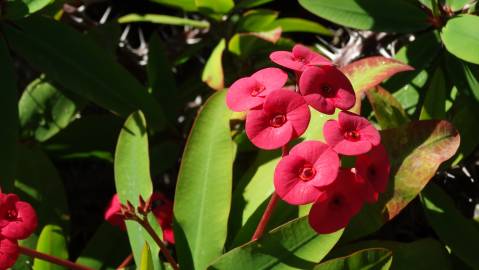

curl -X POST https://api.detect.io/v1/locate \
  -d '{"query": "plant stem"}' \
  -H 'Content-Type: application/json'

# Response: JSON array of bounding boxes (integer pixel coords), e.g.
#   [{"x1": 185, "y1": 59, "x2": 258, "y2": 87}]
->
[
  {"x1": 116, "y1": 253, "x2": 133, "y2": 269},
  {"x1": 19, "y1": 246, "x2": 93, "y2": 270},
  {"x1": 250, "y1": 145, "x2": 289, "y2": 241},
  {"x1": 137, "y1": 218, "x2": 179, "y2": 270}
]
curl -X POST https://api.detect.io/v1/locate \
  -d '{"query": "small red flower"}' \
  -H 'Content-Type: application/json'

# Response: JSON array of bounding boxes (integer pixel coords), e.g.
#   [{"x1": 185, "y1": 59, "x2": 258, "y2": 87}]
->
[
  {"x1": 274, "y1": 141, "x2": 339, "y2": 205},
  {"x1": 104, "y1": 194, "x2": 126, "y2": 231},
  {"x1": 0, "y1": 193, "x2": 38, "y2": 240},
  {"x1": 308, "y1": 169, "x2": 367, "y2": 234},
  {"x1": 323, "y1": 111, "x2": 380, "y2": 156},
  {"x1": 299, "y1": 66, "x2": 355, "y2": 114},
  {"x1": 0, "y1": 237, "x2": 19, "y2": 269},
  {"x1": 269, "y1": 44, "x2": 331, "y2": 72},
  {"x1": 356, "y1": 144, "x2": 390, "y2": 203},
  {"x1": 226, "y1": 67, "x2": 288, "y2": 112},
  {"x1": 245, "y1": 89, "x2": 310, "y2": 150}
]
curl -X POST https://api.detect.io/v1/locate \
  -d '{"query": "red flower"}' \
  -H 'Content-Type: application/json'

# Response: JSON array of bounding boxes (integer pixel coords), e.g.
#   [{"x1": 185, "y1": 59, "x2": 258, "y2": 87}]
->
[
  {"x1": 308, "y1": 169, "x2": 367, "y2": 234},
  {"x1": 245, "y1": 89, "x2": 310, "y2": 150},
  {"x1": 269, "y1": 44, "x2": 331, "y2": 72},
  {"x1": 226, "y1": 67, "x2": 288, "y2": 112},
  {"x1": 104, "y1": 194, "x2": 126, "y2": 231},
  {"x1": 0, "y1": 193, "x2": 38, "y2": 240},
  {"x1": 356, "y1": 144, "x2": 390, "y2": 203},
  {"x1": 323, "y1": 111, "x2": 380, "y2": 156},
  {"x1": 0, "y1": 237, "x2": 19, "y2": 269},
  {"x1": 299, "y1": 66, "x2": 355, "y2": 114},
  {"x1": 105, "y1": 193, "x2": 175, "y2": 244},
  {"x1": 274, "y1": 141, "x2": 339, "y2": 205}
]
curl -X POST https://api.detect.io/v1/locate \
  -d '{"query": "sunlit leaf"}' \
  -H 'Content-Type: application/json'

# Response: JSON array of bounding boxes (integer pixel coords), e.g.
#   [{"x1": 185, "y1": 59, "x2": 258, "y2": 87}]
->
[
  {"x1": 270, "y1": 18, "x2": 332, "y2": 35},
  {"x1": 442, "y1": 15, "x2": 479, "y2": 65},
  {"x1": 366, "y1": 86, "x2": 409, "y2": 129},
  {"x1": 420, "y1": 67, "x2": 447, "y2": 120},
  {"x1": 202, "y1": 39, "x2": 226, "y2": 90},
  {"x1": 33, "y1": 225, "x2": 69, "y2": 270},
  {"x1": 118, "y1": 13, "x2": 210, "y2": 28},
  {"x1": 315, "y1": 248, "x2": 392, "y2": 270}
]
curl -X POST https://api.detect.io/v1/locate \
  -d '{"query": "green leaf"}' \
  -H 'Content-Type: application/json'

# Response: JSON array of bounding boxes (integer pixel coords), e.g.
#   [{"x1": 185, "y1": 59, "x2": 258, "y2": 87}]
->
[
  {"x1": 19, "y1": 77, "x2": 83, "y2": 142},
  {"x1": 149, "y1": 0, "x2": 197, "y2": 11},
  {"x1": 118, "y1": 13, "x2": 210, "y2": 28},
  {"x1": 14, "y1": 144, "x2": 69, "y2": 230},
  {"x1": 0, "y1": 35, "x2": 19, "y2": 192},
  {"x1": 331, "y1": 238, "x2": 452, "y2": 270},
  {"x1": 441, "y1": 15, "x2": 479, "y2": 65},
  {"x1": 298, "y1": 0, "x2": 430, "y2": 33},
  {"x1": 445, "y1": 0, "x2": 472, "y2": 11},
  {"x1": 140, "y1": 243, "x2": 155, "y2": 270},
  {"x1": 343, "y1": 120, "x2": 460, "y2": 241},
  {"x1": 341, "y1": 56, "x2": 414, "y2": 113},
  {"x1": 235, "y1": 0, "x2": 274, "y2": 9},
  {"x1": 421, "y1": 183, "x2": 479, "y2": 270},
  {"x1": 3, "y1": 16, "x2": 166, "y2": 131},
  {"x1": 174, "y1": 90, "x2": 234, "y2": 270},
  {"x1": 237, "y1": 9, "x2": 278, "y2": 32},
  {"x1": 451, "y1": 97, "x2": 479, "y2": 164},
  {"x1": 314, "y1": 248, "x2": 392, "y2": 270},
  {"x1": 365, "y1": 86, "x2": 409, "y2": 129},
  {"x1": 2, "y1": 0, "x2": 53, "y2": 19},
  {"x1": 114, "y1": 111, "x2": 162, "y2": 270},
  {"x1": 209, "y1": 217, "x2": 343, "y2": 270},
  {"x1": 76, "y1": 222, "x2": 130, "y2": 269},
  {"x1": 270, "y1": 18, "x2": 332, "y2": 35},
  {"x1": 445, "y1": 53, "x2": 479, "y2": 102},
  {"x1": 420, "y1": 67, "x2": 447, "y2": 120},
  {"x1": 202, "y1": 39, "x2": 226, "y2": 90},
  {"x1": 33, "y1": 225, "x2": 69, "y2": 270},
  {"x1": 195, "y1": 0, "x2": 234, "y2": 14}
]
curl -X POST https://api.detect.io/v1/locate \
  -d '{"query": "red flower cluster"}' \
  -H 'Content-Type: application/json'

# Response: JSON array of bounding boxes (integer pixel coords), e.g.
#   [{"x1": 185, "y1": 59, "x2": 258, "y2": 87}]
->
[
  {"x1": 105, "y1": 193, "x2": 175, "y2": 244},
  {"x1": 226, "y1": 44, "x2": 390, "y2": 234},
  {"x1": 0, "y1": 192, "x2": 38, "y2": 269}
]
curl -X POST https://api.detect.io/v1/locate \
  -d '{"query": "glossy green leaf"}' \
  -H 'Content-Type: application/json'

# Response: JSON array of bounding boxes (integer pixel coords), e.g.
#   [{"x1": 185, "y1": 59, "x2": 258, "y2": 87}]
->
[
  {"x1": 341, "y1": 56, "x2": 414, "y2": 113},
  {"x1": 114, "y1": 111, "x2": 162, "y2": 270},
  {"x1": 314, "y1": 248, "x2": 392, "y2": 270},
  {"x1": 421, "y1": 183, "x2": 479, "y2": 270},
  {"x1": 174, "y1": 90, "x2": 234, "y2": 270},
  {"x1": 33, "y1": 225, "x2": 68, "y2": 270},
  {"x1": 442, "y1": 15, "x2": 479, "y2": 64},
  {"x1": 2, "y1": 0, "x2": 53, "y2": 19},
  {"x1": 445, "y1": 0, "x2": 472, "y2": 11},
  {"x1": 228, "y1": 29, "x2": 285, "y2": 57},
  {"x1": 76, "y1": 222, "x2": 130, "y2": 269},
  {"x1": 202, "y1": 39, "x2": 226, "y2": 90},
  {"x1": 118, "y1": 13, "x2": 210, "y2": 28},
  {"x1": 298, "y1": 0, "x2": 429, "y2": 33},
  {"x1": 237, "y1": 9, "x2": 278, "y2": 32},
  {"x1": 3, "y1": 16, "x2": 166, "y2": 131},
  {"x1": 140, "y1": 243, "x2": 155, "y2": 270},
  {"x1": 420, "y1": 67, "x2": 447, "y2": 120},
  {"x1": 209, "y1": 217, "x2": 343, "y2": 270},
  {"x1": 331, "y1": 238, "x2": 452, "y2": 270},
  {"x1": 235, "y1": 0, "x2": 274, "y2": 9},
  {"x1": 343, "y1": 120, "x2": 460, "y2": 241},
  {"x1": 14, "y1": 144, "x2": 69, "y2": 230},
  {"x1": 195, "y1": 0, "x2": 234, "y2": 14},
  {"x1": 366, "y1": 86, "x2": 409, "y2": 129},
  {"x1": 149, "y1": 0, "x2": 197, "y2": 11},
  {"x1": 19, "y1": 77, "x2": 83, "y2": 142},
  {"x1": 270, "y1": 18, "x2": 332, "y2": 35},
  {"x1": 0, "y1": 36, "x2": 18, "y2": 192}
]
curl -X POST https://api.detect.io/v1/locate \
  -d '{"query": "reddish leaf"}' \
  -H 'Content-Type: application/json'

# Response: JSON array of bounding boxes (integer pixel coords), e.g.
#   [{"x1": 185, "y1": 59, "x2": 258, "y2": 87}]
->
[
  {"x1": 365, "y1": 86, "x2": 409, "y2": 129},
  {"x1": 341, "y1": 57, "x2": 414, "y2": 113}
]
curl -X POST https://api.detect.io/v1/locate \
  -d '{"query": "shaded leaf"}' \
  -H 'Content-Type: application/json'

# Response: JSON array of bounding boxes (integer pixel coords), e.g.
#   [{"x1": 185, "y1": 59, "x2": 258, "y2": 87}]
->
[
  {"x1": 209, "y1": 217, "x2": 343, "y2": 270},
  {"x1": 298, "y1": 0, "x2": 430, "y2": 33},
  {"x1": 341, "y1": 56, "x2": 414, "y2": 113},
  {"x1": 315, "y1": 248, "x2": 392, "y2": 270},
  {"x1": 118, "y1": 13, "x2": 210, "y2": 28},
  {"x1": 2, "y1": 0, "x2": 53, "y2": 19},
  {"x1": 237, "y1": 9, "x2": 278, "y2": 32},
  {"x1": 3, "y1": 16, "x2": 166, "y2": 131},
  {"x1": 174, "y1": 90, "x2": 234, "y2": 270},
  {"x1": 149, "y1": 0, "x2": 197, "y2": 11},
  {"x1": 421, "y1": 183, "x2": 479, "y2": 270},
  {"x1": 0, "y1": 36, "x2": 19, "y2": 192},
  {"x1": 270, "y1": 18, "x2": 332, "y2": 35},
  {"x1": 202, "y1": 39, "x2": 226, "y2": 90},
  {"x1": 420, "y1": 67, "x2": 447, "y2": 120},
  {"x1": 451, "y1": 97, "x2": 479, "y2": 164},
  {"x1": 33, "y1": 225, "x2": 68, "y2": 270},
  {"x1": 343, "y1": 120, "x2": 460, "y2": 241},
  {"x1": 441, "y1": 15, "x2": 479, "y2": 64},
  {"x1": 366, "y1": 86, "x2": 409, "y2": 129}
]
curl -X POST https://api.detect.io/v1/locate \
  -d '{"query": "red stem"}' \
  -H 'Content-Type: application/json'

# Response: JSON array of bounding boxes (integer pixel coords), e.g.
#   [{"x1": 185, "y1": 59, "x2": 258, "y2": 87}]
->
[
  {"x1": 116, "y1": 253, "x2": 133, "y2": 269},
  {"x1": 251, "y1": 145, "x2": 289, "y2": 241},
  {"x1": 19, "y1": 246, "x2": 93, "y2": 270}
]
